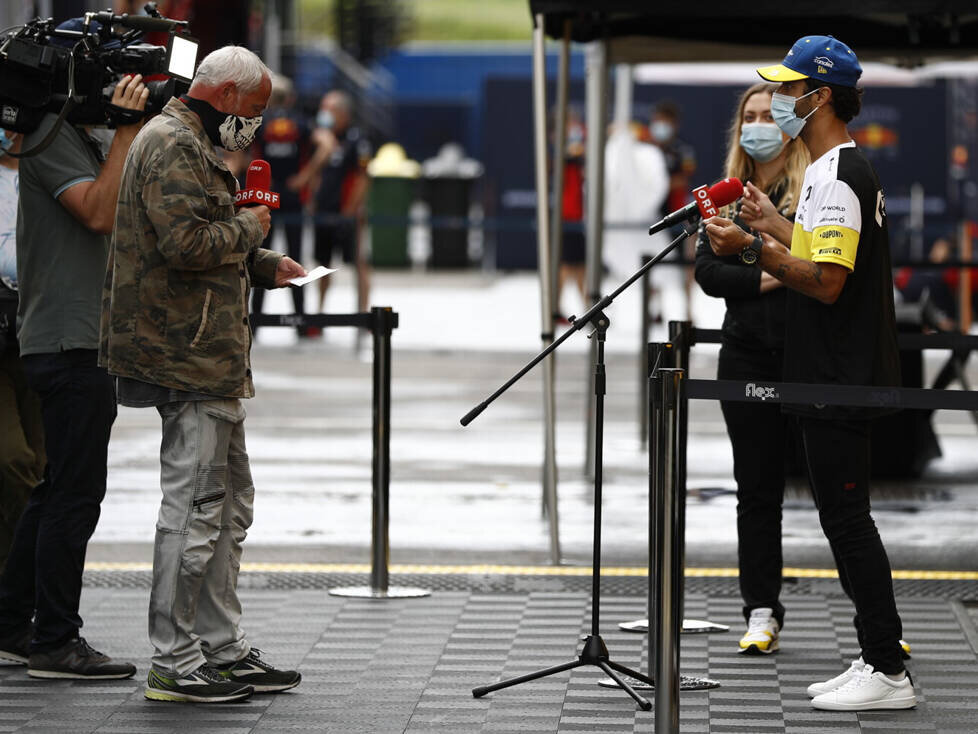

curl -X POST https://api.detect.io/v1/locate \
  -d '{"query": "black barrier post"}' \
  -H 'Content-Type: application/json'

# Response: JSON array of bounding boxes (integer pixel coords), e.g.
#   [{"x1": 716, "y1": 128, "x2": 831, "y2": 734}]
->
[
  {"x1": 331, "y1": 307, "x2": 428, "y2": 599},
  {"x1": 249, "y1": 307, "x2": 429, "y2": 600},
  {"x1": 613, "y1": 337, "x2": 728, "y2": 646}
]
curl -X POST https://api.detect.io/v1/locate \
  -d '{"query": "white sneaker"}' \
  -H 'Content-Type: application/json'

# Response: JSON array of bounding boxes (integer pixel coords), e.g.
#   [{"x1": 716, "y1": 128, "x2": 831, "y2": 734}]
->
[
  {"x1": 811, "y1": 664, "x2": 916, "y2": 711},
  {"x1": 807, "y1": 657, "x2": 865, "y2": 697},
  {"x1": 738, "y1": 607, "x2": 779, "y2": 655}
]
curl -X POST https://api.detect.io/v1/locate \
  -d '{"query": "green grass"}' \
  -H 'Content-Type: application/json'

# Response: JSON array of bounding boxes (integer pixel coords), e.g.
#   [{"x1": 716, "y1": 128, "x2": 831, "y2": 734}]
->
[{"x1": 297, "y1": 0, "x2": 532, "y2": 42}]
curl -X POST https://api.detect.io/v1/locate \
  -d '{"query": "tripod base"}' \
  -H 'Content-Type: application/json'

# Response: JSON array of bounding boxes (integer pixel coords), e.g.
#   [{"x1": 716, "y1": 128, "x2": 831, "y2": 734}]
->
[
  {"x1": 329, "y1": 585, "x2": 430, "y2": 599},
  {"x1": 472, "y1": 635, "x2": 654, "y2": 711},
  {"x1": 597, "y1": 673, "x2": 721, "y2": 691},
  {"x1": 618, "y1": 618, "x2": 730, "y2": 634}
]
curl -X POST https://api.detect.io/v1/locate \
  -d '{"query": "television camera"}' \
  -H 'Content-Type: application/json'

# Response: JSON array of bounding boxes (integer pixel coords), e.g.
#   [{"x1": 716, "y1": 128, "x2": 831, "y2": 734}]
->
[{"x1": 0, "y1": 3, "x2": 198, "y2": 155}]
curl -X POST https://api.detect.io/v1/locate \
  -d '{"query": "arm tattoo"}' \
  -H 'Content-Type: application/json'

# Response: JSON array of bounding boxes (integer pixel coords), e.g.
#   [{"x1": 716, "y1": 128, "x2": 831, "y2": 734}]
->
[{"x1": 774, "y1": 260, "x2": 823, "y2": 285}]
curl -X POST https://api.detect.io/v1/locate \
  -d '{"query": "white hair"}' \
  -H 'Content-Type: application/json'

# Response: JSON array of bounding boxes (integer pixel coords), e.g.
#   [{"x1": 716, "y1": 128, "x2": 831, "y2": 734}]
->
[{"x1": 192, "y1": 46, "x2": 270, "y2": 94}]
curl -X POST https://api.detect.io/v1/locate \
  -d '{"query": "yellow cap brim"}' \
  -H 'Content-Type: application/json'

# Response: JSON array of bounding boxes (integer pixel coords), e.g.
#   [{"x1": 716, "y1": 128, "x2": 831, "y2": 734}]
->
[{"x1": 756, "y1": 64, "x2": 809, "y2": 82}]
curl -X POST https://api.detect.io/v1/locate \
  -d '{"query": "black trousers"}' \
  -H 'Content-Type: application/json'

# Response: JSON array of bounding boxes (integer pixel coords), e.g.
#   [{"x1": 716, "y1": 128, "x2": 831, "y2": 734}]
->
[
  {"x1": 0, "y1": 349, "x2": 116, "y2": 651},
  {"x1": 251, "y1": 217, "x2": 304, "y2": 329},
  {"x1": 717, "y1": 344, "x2": 787, "y2": 628},
  {"x1": 799, "y1": 416, "x2": 904, "y2": 674}
]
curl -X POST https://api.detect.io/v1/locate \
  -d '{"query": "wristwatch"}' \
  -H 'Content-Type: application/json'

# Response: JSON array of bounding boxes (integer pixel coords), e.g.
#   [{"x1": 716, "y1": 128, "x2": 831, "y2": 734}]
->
[{"x1": 739, "y1": 235, "x2": 763, "y2": 265}]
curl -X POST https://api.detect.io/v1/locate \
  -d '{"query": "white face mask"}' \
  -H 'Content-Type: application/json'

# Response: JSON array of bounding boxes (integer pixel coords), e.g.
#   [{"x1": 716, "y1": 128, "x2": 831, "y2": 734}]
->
[
  {"x1": 650, "y1": 120, "x2": 675, "y2": 143},
  {"x1": 770, "y1": 88, "x2": 821, "y2": 139},
  {"x1": 218, "y1": 113, "x2": 263, "y2": 151}
]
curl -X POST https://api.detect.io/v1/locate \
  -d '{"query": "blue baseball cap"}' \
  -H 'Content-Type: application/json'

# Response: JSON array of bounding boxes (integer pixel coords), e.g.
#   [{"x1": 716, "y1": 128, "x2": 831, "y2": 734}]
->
[{"x1": 757, "y1": 35, "x2": 862, "y2": 88}]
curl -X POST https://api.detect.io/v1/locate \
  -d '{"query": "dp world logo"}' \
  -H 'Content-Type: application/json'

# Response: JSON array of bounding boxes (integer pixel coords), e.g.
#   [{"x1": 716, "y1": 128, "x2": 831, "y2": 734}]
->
[{"x1": 745, "y1": 383, "x2": 780, "y2": 401}]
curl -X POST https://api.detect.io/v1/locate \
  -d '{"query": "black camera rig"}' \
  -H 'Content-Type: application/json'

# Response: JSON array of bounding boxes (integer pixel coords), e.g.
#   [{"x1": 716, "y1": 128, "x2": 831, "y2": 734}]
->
[{"x1": 0, "y1": 2, "x2": 199, "y2": 156}]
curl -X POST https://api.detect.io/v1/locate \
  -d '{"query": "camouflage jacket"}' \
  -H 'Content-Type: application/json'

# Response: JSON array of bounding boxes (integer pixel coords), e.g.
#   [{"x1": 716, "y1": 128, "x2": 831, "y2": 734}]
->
[{"x1": 100, "y1": 97, "x2": 282, "y2": 398}]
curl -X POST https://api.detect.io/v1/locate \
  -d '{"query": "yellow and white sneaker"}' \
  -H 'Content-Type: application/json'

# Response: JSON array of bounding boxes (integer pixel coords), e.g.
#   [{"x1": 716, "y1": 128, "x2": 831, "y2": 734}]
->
[{"x1": 738, "y1": 607, "x2": 779, "y2": 655}]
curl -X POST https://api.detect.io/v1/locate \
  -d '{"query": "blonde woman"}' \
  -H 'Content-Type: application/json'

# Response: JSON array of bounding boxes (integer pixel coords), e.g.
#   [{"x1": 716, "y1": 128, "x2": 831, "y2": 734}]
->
[{"x1": 694, "y1": 83, "x2": 808, "y2": 654}]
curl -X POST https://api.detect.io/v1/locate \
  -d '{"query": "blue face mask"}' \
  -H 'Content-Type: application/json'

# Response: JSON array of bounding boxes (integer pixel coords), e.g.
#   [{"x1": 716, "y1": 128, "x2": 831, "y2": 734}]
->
[
  {"x1": 739, "y1": 122, "x2": 785, "y2": 163},
  {"x1": 316, "y1": 110, "x2": 335, "y2": 130},
  {"x1": 771, "y1": 88, "x2": 821, "y2": 139}
]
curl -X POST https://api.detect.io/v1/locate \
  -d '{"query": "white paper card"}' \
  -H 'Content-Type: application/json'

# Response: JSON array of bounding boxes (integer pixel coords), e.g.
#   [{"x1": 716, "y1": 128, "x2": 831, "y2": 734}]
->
[{"x1": 288, "y1": 266, "x2": 336, "y2": 287}]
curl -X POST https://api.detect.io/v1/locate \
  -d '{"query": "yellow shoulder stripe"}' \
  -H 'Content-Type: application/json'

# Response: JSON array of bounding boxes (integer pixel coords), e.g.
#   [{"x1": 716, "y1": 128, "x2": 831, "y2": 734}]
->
[{"x1": 811, "y1": 225, "x2": 858, "y2": 271}]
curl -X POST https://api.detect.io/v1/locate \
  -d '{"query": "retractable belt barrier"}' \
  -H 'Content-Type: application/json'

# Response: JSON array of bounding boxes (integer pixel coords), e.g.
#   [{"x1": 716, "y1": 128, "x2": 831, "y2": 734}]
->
[
  {"x1": 639, "y1": 319, "x2": 978, "y2": 443},
  {"x1": 250, "y1": 307, "x2": 429, "y2": 600},
  {"x1": 646, "y1": 333, "x2": 978, "y2": 733}
]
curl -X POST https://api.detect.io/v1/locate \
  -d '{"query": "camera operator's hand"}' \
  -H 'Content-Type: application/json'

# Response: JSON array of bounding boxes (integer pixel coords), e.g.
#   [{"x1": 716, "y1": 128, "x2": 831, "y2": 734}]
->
[
  {"x1": 246, "y1": 204, "x2": 272, "y2": 238},
  {"x1": 111, "y1": 74, "x2": 149, "y2": 129}
]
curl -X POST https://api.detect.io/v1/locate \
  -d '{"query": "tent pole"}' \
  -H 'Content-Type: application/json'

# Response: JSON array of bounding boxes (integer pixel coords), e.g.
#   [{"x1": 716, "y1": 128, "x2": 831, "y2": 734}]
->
[
  {"x1": 542, "y1": 20, "x2": 570, "y2": 522},
  {"x1": 533, "y1": 13, "x2": 561, "y2": 564},
  {"x1": 584, "y1": 38, "x2": 608, "y2": 480},
  {"x1": 550, "y1": 20, "x2": 571, "y2": 328}
]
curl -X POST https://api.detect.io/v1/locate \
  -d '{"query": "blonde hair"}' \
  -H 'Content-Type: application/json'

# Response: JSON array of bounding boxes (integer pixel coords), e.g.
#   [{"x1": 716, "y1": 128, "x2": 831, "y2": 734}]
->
[{"x1": 722, "y1": 82, "x2": 809, "y2": 217}]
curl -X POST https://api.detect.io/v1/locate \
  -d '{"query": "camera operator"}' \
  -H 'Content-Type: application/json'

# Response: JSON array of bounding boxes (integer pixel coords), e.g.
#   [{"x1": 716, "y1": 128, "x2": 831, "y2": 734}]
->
[
  {"x1": 101, "y1": 45, "x2": 304, "y2": 704},
  {"x1": 0, "y1": 73, "x2": 147, "y2": 679}
]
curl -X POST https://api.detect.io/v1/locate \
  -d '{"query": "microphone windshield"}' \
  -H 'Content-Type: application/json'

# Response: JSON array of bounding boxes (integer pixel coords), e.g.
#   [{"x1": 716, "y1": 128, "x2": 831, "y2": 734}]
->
[
  {"x1": 245, "y1": 159, "x2": 271, "y2": 192},
  {"x1": 707, "y1": 177, "x2": 744, "y2": 208}
]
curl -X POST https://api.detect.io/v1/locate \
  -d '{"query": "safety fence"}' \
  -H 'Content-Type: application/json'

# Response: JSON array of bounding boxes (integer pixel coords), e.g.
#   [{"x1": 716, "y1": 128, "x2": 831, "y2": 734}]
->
[
  {"x1": 644, "y1": 336, "x2": 978, "y2": 733},
  {"x1": 250, "y1": 307, "x2": 428, "y2": 599}
]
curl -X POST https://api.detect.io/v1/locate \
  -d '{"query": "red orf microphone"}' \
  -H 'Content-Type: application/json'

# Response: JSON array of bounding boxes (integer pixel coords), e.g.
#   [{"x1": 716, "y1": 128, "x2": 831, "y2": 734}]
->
[{"x1": 234, "y1": 159, "x2": 280, "y2": 209}]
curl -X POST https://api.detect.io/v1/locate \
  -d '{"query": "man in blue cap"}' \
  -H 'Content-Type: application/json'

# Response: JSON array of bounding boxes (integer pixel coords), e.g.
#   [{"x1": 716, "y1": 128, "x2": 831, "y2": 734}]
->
[{"x1": 705, "y1": 36, "x2": 915, "y2": 712}]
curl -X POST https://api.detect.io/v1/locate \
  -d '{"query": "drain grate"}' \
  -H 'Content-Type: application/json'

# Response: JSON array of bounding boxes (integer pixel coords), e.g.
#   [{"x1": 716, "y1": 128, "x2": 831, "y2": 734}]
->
[{"x1": 81, "y1": 569, "x2": 978, "y2": 599}]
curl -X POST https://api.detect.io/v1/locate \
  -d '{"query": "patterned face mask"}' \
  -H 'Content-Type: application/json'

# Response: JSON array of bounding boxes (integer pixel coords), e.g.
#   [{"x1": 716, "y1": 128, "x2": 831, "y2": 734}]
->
[
  {"x1": 181, "y1": 94, "x2": 263, "y2": 151},
  {"x1": 217, "y1": 113, "x2": 263, "y2": 151}
]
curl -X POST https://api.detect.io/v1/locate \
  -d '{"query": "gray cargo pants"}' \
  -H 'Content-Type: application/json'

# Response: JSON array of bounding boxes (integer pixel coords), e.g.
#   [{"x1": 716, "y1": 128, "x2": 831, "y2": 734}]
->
[{"x1": 149, "y1": 399, "x2": 254, "y2": 676}]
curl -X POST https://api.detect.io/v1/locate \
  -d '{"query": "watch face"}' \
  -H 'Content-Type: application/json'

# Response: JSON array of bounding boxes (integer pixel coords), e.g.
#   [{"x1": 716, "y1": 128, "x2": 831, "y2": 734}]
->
[{"x1": 740, "y1": 248, "x2": 758, "y2": 265}]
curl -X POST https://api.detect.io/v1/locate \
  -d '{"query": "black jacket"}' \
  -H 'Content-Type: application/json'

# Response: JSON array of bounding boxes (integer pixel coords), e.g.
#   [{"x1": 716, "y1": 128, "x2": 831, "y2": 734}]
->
[{"x1": 694, "y1": 189, "x2": 792, "y2": 352}]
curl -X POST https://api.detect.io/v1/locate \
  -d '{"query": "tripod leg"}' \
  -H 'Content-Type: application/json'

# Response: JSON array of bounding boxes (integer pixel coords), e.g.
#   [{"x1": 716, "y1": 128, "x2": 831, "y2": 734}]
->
[
  {"x1": 597, "y1": 660, "x2": 652, "y2": 710},
  {"x1": 473, "y1": 659, "x2": 582, "y2": 698},
  {"x1": 605, "y1": 659, "x2": 655, "y2": 688}
]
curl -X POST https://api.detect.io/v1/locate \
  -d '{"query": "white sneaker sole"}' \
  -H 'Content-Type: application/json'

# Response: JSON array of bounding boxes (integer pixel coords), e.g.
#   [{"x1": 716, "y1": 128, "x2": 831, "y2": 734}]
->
[
  {"x1": 28, "y1": 668, "x2": 135, "y2": 680},
  {"x1": 812, "y1": 694, "x2": 916, "y2": 711},
  {"x1": 0, "y1": 651, "x2": 28, "y2": 665},
  {"x1": 144, "y1": 686, "x2": 254, "y2": 703}
]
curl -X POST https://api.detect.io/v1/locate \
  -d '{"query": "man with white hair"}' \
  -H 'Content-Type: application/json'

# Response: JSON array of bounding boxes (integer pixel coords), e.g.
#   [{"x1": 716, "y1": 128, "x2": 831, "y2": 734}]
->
[{"x1": 101, "y1": 45, "x2": 304, "y2": 703}]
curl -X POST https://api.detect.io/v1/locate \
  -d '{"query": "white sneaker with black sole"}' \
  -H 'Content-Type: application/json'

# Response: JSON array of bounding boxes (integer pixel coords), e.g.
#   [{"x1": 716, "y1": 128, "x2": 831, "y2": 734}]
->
[
  {"x1": 738, "y1": 607, "x2": 779, "y2": 655},
  {"x1": 810, "y1": 664, "x2": 916, "y2": 711}
]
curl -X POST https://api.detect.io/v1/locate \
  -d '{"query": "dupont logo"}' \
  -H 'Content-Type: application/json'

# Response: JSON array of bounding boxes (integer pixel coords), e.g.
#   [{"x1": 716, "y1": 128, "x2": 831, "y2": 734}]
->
[
  {"x1": 819, "y1": 230, "x2": 843, "y2": 238},
  {"x1": 745, "y1": 383, "x2": 780, "y2": 401}
]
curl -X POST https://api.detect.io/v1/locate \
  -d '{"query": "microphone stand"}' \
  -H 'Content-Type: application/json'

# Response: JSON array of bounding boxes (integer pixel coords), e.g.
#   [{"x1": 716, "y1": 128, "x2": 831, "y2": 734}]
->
[{"x1": 466, "y1": 222, "x2": 697, "y2": 710}]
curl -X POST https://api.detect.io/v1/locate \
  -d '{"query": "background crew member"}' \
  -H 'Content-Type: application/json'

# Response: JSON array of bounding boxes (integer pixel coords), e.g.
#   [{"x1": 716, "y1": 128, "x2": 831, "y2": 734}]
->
[
  {"x1": 707, "y1": 35, "x2": 915, "y2": 712},
  {"x1": 694, "y1": 82, "x2": 808, "y2": 654},
  {"x1": 293, "y1": 90, "x2": 371, "y2": 319},
  {"x1": 250, "y1": 73, "x2": 311, "y2": 337},
  {"x1": 102, "y1": 45, "x2": 303, "y2": 703},
  {"x1": 0, "y1": 70, "x2": 146, "y2": 679},
  {"x1": 0, "y1": 130, "x2": 45, "y2": 576}
]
